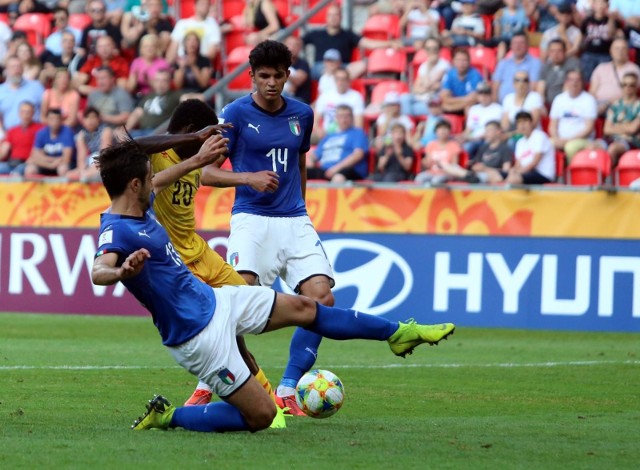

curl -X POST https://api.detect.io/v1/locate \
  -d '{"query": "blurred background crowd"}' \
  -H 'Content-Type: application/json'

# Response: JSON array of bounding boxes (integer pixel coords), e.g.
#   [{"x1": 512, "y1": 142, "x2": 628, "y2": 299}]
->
[{"x1": 0, "y1": 0, "x2": 639, "y2": 187}]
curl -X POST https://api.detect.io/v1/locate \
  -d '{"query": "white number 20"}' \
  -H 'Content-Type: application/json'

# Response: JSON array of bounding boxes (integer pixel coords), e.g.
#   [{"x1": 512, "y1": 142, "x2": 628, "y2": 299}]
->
[{"x1": 266, "y1": 148, "x2": 288, "y2": 173}]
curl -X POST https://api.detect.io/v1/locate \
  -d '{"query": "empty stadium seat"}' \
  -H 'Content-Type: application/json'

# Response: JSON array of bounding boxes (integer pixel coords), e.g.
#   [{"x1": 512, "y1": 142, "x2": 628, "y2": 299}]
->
[
  {"x1": 555, "y1": 150, "x2": 566, "y2": 183},
  {"x1": 361, "y1": 14, "x2": 401, "y2": 41},
  {"x1": 68, "y1": 13, "x2": 92, "y2": 30},
  {"x1": 219, "y1": 0, "x2": 244, "y2": 20},
  {"x1": 468, "y1": 46, "x2": 497, "y2": 79},
  {"x1": 364, "y1": 48, "x2": 407, "y2": 86},
  {"x1": 615, "y1": 150, "x2": 640, "y2": 187},
  {"x1": 363, "y1": 80, "x2": 410, "y2": 133},
  {"x1": 566, "y1": 149, "x2": 612, "y2": 186},
  {"x1": 226, "y1": 46, "x2": 254, "y2": 90}
]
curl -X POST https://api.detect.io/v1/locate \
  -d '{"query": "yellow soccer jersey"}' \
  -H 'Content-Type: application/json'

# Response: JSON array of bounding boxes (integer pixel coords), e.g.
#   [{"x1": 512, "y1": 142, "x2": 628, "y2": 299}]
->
[{"x1": 150, "y1": 149, "x2": 207, "y2": 265}]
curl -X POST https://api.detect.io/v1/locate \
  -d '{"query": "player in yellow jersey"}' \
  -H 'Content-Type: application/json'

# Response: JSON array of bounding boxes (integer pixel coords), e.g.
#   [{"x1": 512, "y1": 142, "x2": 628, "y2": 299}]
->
[{"x1": 132, "y1": 100, "x2": 281, "y2": 414}]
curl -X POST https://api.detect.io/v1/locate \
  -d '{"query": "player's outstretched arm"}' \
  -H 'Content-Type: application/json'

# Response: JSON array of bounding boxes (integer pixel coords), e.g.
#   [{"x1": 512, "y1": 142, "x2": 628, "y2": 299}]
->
[
  {"x1": 152, "y1": 134, "x2": 229, "y2": 194},
  {"x1": 133, "y1": 124, "x2": 232, "y2": 155},
  {"x1": 92, "y1": 249, "x2": 150, "y2": 286},
  {"x1": 201, "y1": 166, "x2": 280, "y2": 192}
]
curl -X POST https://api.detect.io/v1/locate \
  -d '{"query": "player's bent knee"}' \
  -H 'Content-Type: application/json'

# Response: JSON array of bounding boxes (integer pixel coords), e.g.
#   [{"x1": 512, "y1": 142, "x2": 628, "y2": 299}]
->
[{"x1": 245, "y1": 402, "x2": 277, "y2": 431}]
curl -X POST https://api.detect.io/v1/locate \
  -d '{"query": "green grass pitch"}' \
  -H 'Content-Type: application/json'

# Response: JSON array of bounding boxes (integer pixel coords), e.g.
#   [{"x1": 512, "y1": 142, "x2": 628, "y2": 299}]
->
[{"x1": 1, "y1": 313, "x2": 638, "y2": 469}]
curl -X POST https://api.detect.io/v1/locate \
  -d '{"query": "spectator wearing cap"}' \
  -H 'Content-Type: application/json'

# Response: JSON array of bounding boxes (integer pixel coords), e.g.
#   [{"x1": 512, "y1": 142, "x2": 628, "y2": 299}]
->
[
  {"x1": 590, "y1": 38, "x2": 640, "y2": 115},
  {"x1": 461, "y1": 82, "x2": 503, "y2": 158},
  {"x1": 303, "y1": 4, "x2": 402, "y2": 80},
  {"x1": 374, "y1": 91, "x2": 415, "y2": 151},
  {"x1": 313, "y1": 67, "x2": 365, "y2": 142},
  {"x1": 492, "y1": 32, "x2": 542, "y2": 104},
  {"x1": 440, "y1": 47, "x2": 483, "y2": 114},
  {"x1": 400, "y1": 37, "x2": 450, "y2": 117},
  {"x1": 317, "y1": 49, "x2": 343, "y2": 95},
  {"x1": 549, "y1": 69, "x2": 598, "y2": 160},
  {"x1": 283, "y1": 35, "x2": 312, "y2": 104},
  {"x1": 501, "y1": 71, "x2": 546, "y2": 147},
  {"x1": 86, "y1": 66, "x2": 135, "y2": 128},
  {"x1": 76, "y1": 35, "x2": 130, "y2": 95},
  {"x1": 0, "y1": 56, "x2": 44, "y2": 136},
  {"x1": 412, "y1": 96, "x2": 445, "y2": 149},
  {"x1": 539, "y1": 2, "x2": 582, "y2": 62},
  {"x1": 442, "y1": 0, "x2": 485, "y2": 48},
  {"x1": 306, "y1": 104, "x2": 370, "y2": 183},
  {"x1": 536, "y1": 38, "x2": 580, "y2": 107},
  {"x1": 580, "y1": 0, "x2": 622, "y2": 82}
]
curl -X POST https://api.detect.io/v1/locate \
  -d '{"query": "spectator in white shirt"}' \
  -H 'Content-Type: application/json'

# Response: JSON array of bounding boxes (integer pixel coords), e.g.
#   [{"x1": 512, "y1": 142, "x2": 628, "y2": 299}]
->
[
  {"x1": 165, "y1": 0, "x2": 221, "y2": 63},
  {"x1": 461, "y1": 82, "x2": 503, "y2": 157},
  {"x1": 549, "y1": 69, "x2": 598, "y2": 160}
]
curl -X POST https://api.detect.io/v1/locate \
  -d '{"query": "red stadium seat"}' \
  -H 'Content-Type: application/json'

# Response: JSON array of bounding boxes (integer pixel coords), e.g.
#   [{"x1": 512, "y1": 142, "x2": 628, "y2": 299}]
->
[
  {"x1": 480, "y1": 14, "x2": 493, "y2": 40},
  {"x1": 468, "y1": 46, "x2": 497, "y2": 79},
  {"x1": 566, "y1": 149, "x2": 612, "y2": 186},
  {"x1": 226, "y1": 46, "x2": 254, "y2": 90},
  {"x1": 615, "y1": 150, "x2": 640, "y2": 187},
  {"x1": 223, "y1": 15, "x2": 256, "y2": 56},
  {"x1": 555, "y1": 150, "x2": 566, "y2": 183},
  {"x1": 178, "y1": 0, "x2": 195, "y2": 19},
  {"x1": 362, "y1": 14, "x2": 401, "y2": 41},
  {"x1": 220, "y1": 0, "x2": 245, "y2": 21},
  {"x1": 68, "y1": 13, "x2": 92, "y2": 30},
  {"x1": 0, "y1": 13, "x2": 8, "y2": 24},
  {"x1": 306, "y1": 0, "x2": 338, "y2": 26},
  {"x1": 363, "y1": 80, "x2": 410, "y2": 133},
  {"x1": 13, "y1": 13, "x2": 52, "y2": 48},
  {"x1": 364, "y1": 48, "x2": 407, "y2": 86},
  {"x1": 442, "y1": 114, "x2": 464, "y2": 135}
]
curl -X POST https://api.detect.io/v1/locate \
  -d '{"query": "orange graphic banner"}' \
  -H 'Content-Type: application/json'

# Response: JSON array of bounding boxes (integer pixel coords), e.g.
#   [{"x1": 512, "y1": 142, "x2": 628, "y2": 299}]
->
[{"x1": 1, "y1": 182, "x2": 639, "y2": 238}]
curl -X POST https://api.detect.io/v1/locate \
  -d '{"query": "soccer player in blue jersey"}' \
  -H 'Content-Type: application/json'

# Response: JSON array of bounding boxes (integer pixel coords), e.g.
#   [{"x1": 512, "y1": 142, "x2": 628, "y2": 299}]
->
[
  {"x1": 91, "y1": 139, "x2": 455, "y2": 433},
  {"x1": 207, "y1": 39, "x2": 337, "y2": 415}
]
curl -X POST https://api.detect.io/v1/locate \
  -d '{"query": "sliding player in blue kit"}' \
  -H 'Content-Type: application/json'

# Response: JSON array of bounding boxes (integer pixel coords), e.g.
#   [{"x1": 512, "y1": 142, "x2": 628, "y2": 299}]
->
[{"x1": 91, "y1": 137, "x2": 455, "y2": 433}]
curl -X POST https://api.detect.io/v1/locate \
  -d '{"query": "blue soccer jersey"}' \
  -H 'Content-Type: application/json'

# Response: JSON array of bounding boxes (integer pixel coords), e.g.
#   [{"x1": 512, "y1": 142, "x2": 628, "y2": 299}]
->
[
  {"x1": 220, "y1": 94, "x2": 313, "y2": 217},
  {"x1": 95, "y1": 194, "x2": 216, "y2": 346}
]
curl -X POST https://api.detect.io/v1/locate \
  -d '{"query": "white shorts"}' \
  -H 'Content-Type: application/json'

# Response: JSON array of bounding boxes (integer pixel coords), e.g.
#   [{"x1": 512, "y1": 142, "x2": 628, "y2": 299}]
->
[
  {"x1": 167, "y1": 285, "x2": 276, "y2": 398},
  {"x1": 227, "y1": 213, "x2": 334, "y2": 292}
]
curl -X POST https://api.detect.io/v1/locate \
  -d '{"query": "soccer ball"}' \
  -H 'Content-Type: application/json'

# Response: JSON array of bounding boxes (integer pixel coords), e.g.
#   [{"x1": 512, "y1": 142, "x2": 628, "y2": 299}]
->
[{"x1": 295, "y1": 369, "x2": 345, "y2": 419}]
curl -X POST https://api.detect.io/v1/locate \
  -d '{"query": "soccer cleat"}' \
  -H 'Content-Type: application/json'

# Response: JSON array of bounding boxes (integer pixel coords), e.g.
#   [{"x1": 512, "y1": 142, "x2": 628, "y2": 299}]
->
[
  {"x1": 274, "y1": 393, "x2": 307, "y2": 417},
  {"x1": 184, "y1": 388, "x2": 212, "y2": 406},
  {"x1": 131, "y1": 395, "x2": 176, "y2": 430},
  {"x1": 387, "y1": 319, "x2": 455, "y2": 358},
  {"x1": 269, "y1": 403, "x2": 289, "y2": 429}
]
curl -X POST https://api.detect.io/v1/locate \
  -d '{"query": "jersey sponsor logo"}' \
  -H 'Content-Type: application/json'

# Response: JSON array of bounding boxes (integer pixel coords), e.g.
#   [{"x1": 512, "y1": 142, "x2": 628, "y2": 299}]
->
[
  {"x1": 323, "y1": 239, "x2": 413, "y2": 316},
  {"x1": 248, "y1": 123, "x2": 261, "y2": 134},
  {"x1": 98, "y1": 230, "x2": 112, "y2": 247},
  {"x1": 216, "y1": 368, "x2": 236, "y2": 385},
  {"x1": 138, "y1": 230, "x2": 151, "y2": 239},
  {"x1": 289, "y1": 119, "x2": 301, "y2": 136}
]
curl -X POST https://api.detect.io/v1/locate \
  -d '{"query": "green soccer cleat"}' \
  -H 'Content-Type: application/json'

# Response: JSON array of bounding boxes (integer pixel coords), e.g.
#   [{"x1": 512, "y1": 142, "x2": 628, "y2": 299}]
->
[
  {"x1": 131, "y1": 395, "x2": 176, "y2": 430},
  {"x1": 387, "y1": 319, "x2": 455, "y2": 358}
]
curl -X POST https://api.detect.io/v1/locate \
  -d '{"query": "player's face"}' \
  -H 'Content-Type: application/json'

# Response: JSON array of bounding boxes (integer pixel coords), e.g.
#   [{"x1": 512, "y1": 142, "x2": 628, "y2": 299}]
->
[{"x1": 251, "y1": 66, "x2": 290, "y2": 105}]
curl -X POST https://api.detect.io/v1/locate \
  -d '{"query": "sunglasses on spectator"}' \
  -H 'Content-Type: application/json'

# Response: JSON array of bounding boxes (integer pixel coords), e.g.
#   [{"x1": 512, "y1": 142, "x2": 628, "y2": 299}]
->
[
  {"x1": 622, "y1": 82, "x2": 637, "y2": 87},
  {"x1": 90, "y1": 8, "x2": 105, "y2": 13},
  {"x1": 514, "y1": 77, "x2": 529, "y2": 83}
]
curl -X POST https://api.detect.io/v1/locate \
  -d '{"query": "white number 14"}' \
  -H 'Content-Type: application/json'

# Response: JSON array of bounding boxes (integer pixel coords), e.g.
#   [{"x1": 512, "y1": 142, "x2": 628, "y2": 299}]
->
[{"x1": 266, "y1": 148, "x2": 288, "y2": 172}]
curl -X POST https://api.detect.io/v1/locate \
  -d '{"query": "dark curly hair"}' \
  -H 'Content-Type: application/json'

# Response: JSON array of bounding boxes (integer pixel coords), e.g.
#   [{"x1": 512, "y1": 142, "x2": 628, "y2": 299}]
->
[
  {"x1": 96, "y1": 139, "x2": 149, "y2": 199},
  {"x1": 249, "y1": 40, "x2": 292, "y2": 73},
  {"x1": 167, "y1": 99, "x2": 218, "y2": 134}
]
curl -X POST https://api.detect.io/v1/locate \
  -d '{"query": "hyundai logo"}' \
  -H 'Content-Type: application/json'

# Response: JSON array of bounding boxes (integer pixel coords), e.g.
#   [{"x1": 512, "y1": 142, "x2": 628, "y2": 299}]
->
[{"x1": 323, "y1": 239, "x2": 413, "y2": 316}]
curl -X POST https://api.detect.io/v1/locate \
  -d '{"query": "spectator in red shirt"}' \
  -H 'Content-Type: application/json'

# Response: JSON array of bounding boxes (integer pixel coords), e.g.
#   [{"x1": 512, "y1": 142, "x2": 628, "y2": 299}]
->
[
  {"x1": 75, "y1": 35, "x2": 130, "y2": 95},
  {"x1": 0, "y1": 101, "x2": 43, "y2": 176}
]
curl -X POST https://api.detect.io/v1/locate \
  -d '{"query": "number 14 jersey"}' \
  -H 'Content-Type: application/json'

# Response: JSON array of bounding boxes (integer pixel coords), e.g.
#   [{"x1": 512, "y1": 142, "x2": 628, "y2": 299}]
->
[{"x1": 220, "y1": 94, "x2": 314, "y2": 217}]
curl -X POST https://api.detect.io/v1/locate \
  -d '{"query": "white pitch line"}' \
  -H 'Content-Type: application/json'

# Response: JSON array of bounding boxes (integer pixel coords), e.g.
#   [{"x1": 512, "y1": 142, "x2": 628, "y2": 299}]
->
[{"x1": 0, "y1": 360, "x2": 639, "y2": 371}]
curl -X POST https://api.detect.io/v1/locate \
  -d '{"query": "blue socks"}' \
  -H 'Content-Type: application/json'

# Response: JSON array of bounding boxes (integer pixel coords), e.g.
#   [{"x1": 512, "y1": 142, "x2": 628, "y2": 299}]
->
[
  {"x1": 280, "y1": 304, "x2": 399, "y2": 390},
  {"x1": 308, "y1": 303, "x2": 398, "y2": 341},
  {"x1": 171, "y1": 401, "x2": 250, "y2": 432}
]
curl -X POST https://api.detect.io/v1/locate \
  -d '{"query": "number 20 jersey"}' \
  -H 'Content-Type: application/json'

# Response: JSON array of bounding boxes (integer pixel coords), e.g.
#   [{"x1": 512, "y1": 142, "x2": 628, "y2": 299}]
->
[{"x1": 220, "y1": 94, "x2": 314, "y2": 217}]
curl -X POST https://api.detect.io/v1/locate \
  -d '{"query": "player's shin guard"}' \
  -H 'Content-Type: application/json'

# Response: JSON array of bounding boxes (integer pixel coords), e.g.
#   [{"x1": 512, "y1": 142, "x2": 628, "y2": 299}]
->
[
  {"x1": 280, "y1": 327, "x2": 322, "y2": 389},
  {"x1": 171, "y1": 402, "x2": 250, "y2": 432},
  {"x1": 308, "y1": 303, "x2": 399, "y2": 341}
]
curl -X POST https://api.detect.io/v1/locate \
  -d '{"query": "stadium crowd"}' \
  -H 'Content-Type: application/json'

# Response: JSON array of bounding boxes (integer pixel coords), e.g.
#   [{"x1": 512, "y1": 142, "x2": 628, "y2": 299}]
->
[{"x1": 0, "y1": 0, "x2": 640, "y2": 186}]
